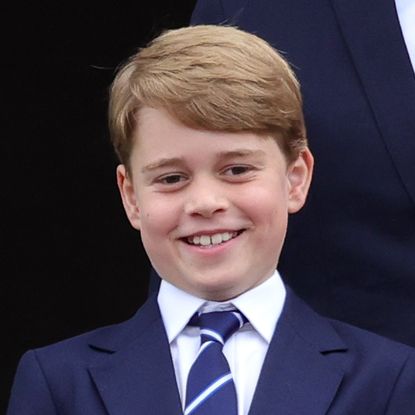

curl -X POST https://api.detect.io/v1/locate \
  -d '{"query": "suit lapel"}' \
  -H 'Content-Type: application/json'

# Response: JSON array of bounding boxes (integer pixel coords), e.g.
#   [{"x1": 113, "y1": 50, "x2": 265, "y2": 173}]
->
[
  {"x1": 88, "y1": 297, "x2": 182, "y2": 415},
  {"x1": 249, "y1": 289, "x2": 346, "y2": 415},
  {"x1": 331, "y1": 0, "x2": 415, "y2": 206}
]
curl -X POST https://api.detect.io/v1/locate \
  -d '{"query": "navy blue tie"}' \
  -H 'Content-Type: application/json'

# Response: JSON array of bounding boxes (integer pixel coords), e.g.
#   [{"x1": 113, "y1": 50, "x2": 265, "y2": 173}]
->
[{"x1": 184, "y1": 310, "x2": 247, "y2": 415}]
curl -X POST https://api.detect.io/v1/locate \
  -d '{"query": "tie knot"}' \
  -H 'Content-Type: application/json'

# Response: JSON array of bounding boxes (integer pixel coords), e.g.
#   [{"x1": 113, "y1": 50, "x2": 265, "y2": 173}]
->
[{"x1": 191, "y1": 310, "x2": 247, "y2": 346}]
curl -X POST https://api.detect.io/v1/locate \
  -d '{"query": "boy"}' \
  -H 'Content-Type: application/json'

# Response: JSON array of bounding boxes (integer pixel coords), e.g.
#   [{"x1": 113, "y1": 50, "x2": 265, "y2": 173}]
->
[{"x1": 7, "y1": 25, "x2": 415, "y2": 414}]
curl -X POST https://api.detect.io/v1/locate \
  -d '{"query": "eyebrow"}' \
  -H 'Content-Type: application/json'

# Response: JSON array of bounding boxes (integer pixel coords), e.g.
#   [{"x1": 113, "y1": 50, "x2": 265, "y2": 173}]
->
[
  {"x1": 216, "y1": 149, "x2": 266, "y2": 160},
  {"x1": 141, "y1": 149, "x2": 266, "y2": 173},
  {"x1": 141, "y1": 157, "x2": 185, "y2": 173}
]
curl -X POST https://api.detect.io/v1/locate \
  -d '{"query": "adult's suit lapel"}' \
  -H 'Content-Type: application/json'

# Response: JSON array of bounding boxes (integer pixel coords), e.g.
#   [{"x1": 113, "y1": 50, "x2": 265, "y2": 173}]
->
[
  {"x1": 88, "y1": 297, "x2": 182, "y2": 415},
  {"x1": 331, "y1": 0, "x2": 415, "y2": 206},
  {"x1": 249, "y1": 289, "x2": 347, "y2": 415}
]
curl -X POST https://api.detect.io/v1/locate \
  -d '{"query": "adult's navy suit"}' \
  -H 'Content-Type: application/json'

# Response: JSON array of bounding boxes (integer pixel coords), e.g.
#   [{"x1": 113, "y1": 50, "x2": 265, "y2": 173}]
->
[
  {"x1": 7, "y1": 288, "x2": 415, "y2": 414},
  {"x1": 188, "y1": 0, "x2": 415, "y2": 346}
]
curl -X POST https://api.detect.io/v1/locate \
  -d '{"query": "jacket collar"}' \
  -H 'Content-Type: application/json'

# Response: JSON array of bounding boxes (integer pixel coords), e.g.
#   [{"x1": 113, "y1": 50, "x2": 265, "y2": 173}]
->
[
  {"x1": 87, "y1": 295, "x2": 182, "y2": 415},
  {"x1": 249, "y1": 287, "x2": 347, "y2": 414},
  {"x1": 87, "y1": 288, "x2": 348, "y2": 415}
]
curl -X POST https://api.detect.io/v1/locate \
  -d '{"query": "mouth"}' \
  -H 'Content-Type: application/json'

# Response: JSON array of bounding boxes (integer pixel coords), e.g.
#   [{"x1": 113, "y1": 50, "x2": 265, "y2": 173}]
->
[{"x1": 183, "y1": 230, "x2": 245, "y2": 247}]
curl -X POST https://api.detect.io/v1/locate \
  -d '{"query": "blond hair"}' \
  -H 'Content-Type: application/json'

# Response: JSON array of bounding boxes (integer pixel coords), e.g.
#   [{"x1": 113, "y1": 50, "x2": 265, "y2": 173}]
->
[{"x1": 109, "y1": 25, "x2": 307, "y2": 170}]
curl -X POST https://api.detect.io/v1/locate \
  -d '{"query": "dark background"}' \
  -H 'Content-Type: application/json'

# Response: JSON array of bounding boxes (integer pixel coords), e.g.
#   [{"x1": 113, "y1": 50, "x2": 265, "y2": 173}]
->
[{"x1": 2, "y1": 1, "x2": 196, "y2": 411}]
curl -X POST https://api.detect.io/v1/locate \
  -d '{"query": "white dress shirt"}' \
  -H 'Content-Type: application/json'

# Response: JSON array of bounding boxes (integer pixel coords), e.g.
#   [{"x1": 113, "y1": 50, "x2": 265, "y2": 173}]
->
[
  {"x1": 395, "y1": 0, "x2": 415, "y2": 72},
  {"x1": 158, "y1": 271, "x2": 286, "y2": 415}
]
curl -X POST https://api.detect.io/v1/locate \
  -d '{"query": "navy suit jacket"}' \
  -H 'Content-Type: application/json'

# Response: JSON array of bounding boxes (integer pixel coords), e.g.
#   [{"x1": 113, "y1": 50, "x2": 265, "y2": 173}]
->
[
  {"x1": 188, "y1": 0, "x2": 415, "y2": 346},
  {"x1": 7, "y1": 288, "x2": 415, "y2": 414}
]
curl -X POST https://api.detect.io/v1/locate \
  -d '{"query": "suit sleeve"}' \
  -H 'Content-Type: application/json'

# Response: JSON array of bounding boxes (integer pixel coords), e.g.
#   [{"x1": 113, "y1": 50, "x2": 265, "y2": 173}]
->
[
  {"x1": 7, "y1": 350, "x2": 57, "y2": 415},
  {"x1": 385, "y1": 350, "x2": 415, "y2": 414}
]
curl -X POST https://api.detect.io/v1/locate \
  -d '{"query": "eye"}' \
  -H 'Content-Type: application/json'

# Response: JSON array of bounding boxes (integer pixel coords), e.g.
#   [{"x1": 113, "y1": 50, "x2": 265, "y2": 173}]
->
[
  {"x1": 157, "y1": 173, "x2": 187, "y2": 185},
  {"x1": 223, "y1": 165, "x2": 252, "y2": 176}
]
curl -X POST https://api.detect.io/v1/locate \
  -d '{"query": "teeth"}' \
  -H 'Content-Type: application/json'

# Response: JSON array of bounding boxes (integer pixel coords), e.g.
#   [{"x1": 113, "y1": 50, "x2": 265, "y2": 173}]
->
[
  {"x1": 187, "y1": 231, "x2": 237, "y2": 246},
  {"x1": 222, "y1": 233, "x2": 231, "y2": 242},
  {"x1": 200, "y1": 235, "x2": 211, "y2": 246},
  {"x1": 211, "y1": 234, "x2": 222, "y2": 245}
]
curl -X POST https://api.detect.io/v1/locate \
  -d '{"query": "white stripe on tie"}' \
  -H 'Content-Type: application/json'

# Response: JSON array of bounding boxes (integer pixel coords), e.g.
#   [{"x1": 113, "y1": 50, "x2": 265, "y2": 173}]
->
[
  {"x1": 196, "y1": 340, "x2": 214, "y2": 359},
  {"x1": 184, "y1": 373, "x2": 233, "y2": 415},
  {"x1": 232, "y1": 311, "x2": 244, "y2": 328},
  {"x1": 200, "y1": 328, "x2": 224, "y2": 344}
]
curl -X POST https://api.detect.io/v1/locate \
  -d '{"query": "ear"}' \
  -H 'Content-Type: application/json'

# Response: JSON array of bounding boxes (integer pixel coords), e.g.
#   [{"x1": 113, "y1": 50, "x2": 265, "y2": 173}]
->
[
  {"x1": 116, "y1": 164, "x2": 141, "y2": 230},
  {"x1": 287, "y1": 148, "x2": 314, "y2": 214}
]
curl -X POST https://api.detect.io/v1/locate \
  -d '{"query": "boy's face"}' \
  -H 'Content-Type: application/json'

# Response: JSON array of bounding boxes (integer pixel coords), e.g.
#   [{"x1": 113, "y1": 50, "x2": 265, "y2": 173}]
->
[{"x1": 117, "y1": 107, "x2": 313, "y2": 301}]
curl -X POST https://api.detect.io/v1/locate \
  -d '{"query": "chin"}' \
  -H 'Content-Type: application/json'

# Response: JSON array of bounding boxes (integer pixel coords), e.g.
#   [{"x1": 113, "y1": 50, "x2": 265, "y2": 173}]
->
[{"x1": 192, "y1": 280, "x2": 247, "y2": 301}]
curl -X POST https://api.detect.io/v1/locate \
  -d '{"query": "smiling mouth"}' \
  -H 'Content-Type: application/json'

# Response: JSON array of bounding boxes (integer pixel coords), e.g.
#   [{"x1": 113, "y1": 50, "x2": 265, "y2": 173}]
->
[{"x1": 184, "y1": 230, "x2": 244, "y2": 247}]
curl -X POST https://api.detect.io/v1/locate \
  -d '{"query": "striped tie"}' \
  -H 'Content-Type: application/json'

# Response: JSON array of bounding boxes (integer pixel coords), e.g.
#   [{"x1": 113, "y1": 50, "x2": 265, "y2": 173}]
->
[{"x1": 184, "y1": 310, "x2": 247, "y2": 415}]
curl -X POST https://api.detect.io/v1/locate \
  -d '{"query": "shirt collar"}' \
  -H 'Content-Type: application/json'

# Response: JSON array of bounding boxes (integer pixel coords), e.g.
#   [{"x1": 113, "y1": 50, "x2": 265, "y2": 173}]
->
[
  {"x1": 157, "y1": 270, "x2": 286, "y2": 344},
  {"x1": 231, "y1": 270, "x2": 286, "y2": 343},
  {"x1": 158, "y1": 279, "x2": 205, "y2": 343}
]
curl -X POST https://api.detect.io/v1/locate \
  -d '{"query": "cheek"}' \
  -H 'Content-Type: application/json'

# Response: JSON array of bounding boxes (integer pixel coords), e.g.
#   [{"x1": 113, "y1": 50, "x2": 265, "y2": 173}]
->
[
  {"x1": 242, "y1": 183, "x2": 287, "y2": 220},
  {"x1": 139, "y1": 199, "x2": 179, "y2": 240}
]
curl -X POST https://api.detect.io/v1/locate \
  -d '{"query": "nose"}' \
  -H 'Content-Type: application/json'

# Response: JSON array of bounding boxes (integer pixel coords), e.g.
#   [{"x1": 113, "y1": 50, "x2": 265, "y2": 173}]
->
[{"x1": 184, "y1": 177, "x2": 229, "y2": 218}]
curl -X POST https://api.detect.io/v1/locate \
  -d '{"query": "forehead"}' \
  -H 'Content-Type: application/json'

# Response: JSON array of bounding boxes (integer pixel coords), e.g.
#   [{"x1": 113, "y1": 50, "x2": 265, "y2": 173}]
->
[{"x1": 132, "y1": 107, "x2": 285, "y2": 163}]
